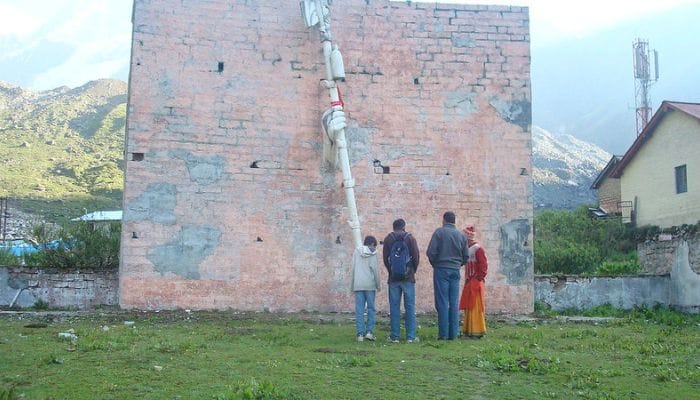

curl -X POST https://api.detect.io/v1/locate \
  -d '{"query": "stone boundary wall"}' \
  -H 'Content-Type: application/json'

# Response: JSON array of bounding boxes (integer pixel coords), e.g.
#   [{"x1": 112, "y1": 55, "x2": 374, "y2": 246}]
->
[
  {"x1": 638, "y1": 233, "x2": 700, "y2": 275},
  {"x1": 0, "y1": 267, "x2": 118, "y2": 310}
]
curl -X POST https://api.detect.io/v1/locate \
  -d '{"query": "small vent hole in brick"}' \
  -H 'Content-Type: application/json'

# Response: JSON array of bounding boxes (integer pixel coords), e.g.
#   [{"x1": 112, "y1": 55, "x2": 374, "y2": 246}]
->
[
  {"x1": 250, "y1": 161, "x2": 259, "y2": 168},
  {"x1": 336, "y1": 236, "x2": 342, "y2": 244},
  {"x1": 256, "y1": 237, "x2": 263, "y2": 242},
  {"x1": 132, "y1": 232, "x2": 138, "y2": 239},
  {"x1": 520, "y1": 168, "x2": 528, "y2": 176},
  {"x1": 414, "y1": 78, "x2": 419, "y2": 85},
  {"x1": 373, "y1": 159, "x2": 390, "y2": 174},
  {"x1": 131, "y1": 153, "x2": 144, "y2": 161},
  {"x1": 218, "y1": 62, "x2": 224, "y2": 73}
]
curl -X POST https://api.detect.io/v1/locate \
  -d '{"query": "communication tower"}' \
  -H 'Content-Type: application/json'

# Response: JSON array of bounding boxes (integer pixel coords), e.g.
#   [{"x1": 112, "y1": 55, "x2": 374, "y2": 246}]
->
[{"x1": 633, "y1": 38, "x2": 659, "y2": 135}]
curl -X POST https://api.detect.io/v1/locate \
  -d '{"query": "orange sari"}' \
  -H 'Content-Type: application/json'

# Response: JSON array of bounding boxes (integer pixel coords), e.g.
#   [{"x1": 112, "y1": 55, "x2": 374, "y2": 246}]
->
[{"x1": 459, "y1": 243, "x2": 487, "y2": 337}]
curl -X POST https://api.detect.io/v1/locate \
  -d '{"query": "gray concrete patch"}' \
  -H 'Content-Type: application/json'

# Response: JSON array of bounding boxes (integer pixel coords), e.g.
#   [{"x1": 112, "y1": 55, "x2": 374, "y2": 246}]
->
[
  {"x1": 125, "y1": 182, "x2": 177, "y2": 225},
  {"x1": 169, "y1": 149, "x2": 225, "y2": 185},
  {"x1": 489, "y1": 97, "x2": 531, "y2": 131},
  {"x1": 147, "y1": 225, "x2": 222, "y2": 279},
  {"x1": 499, "y1": 219, "x2": 532, "y2": 285}
]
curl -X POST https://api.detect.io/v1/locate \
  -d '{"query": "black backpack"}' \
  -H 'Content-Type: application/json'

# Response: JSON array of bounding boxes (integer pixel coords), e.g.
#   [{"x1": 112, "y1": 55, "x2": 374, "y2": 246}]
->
[{"x1": 389, "y1": 234, "x2": 412, "y2": 280}]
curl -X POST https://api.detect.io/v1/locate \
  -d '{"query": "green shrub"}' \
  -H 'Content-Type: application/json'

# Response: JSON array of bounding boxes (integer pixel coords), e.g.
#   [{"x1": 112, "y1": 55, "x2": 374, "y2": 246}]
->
[
  {"x1": 595, "y1": 258, "x2": 640, "y2": 275},
  {"x1": 31, "y1": 299, "x2": 49, "y2": 311},
  {"x1": 0, "y1": 386, "x2": 17, "y2": 400},
  {"x1": 534, "y1": 206, "x2": 642, "y2": 275},
  {"x1": 534, "y1": 238, "x2": 599, "y2": 274},
  {"x1": 0, "y1": 249, "x2": 21, "y2": 266},
  {"x1": 216, "y1": 378, "x2": 300, "y2": 400},
  {"x1": 23, "y1": 221, "x2": 120, "y2": 270}
]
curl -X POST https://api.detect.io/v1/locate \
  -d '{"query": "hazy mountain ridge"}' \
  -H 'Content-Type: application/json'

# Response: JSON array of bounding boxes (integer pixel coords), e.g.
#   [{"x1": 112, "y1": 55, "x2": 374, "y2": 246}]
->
[
  {"x1": 0, "y1": 80, "x2": 605, "y2": 227},
  {"x1": 532, "y1": 126, "x2": 610, "y2": 209}
]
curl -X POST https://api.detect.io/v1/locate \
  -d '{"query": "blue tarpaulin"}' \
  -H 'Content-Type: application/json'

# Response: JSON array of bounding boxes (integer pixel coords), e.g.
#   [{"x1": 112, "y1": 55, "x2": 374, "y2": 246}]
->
[{"x1": 0, "y1": 240, "x2": 64, "y2": 256}]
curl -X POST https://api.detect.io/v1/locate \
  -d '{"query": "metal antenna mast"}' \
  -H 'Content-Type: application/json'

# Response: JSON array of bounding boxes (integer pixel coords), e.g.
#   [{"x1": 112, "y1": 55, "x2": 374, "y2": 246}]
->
[
  {"x1": 633, "y1": 38, "x2": 659, "y2": 135},
  {"x1": 301, "y1": 0, "x2": 363, "y2": 249}
]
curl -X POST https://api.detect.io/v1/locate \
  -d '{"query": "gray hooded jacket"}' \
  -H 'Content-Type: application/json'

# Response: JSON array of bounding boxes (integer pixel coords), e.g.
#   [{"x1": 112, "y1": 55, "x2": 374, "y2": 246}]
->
[{"x1": 351, "y1": 245, "x2": 381, "y2": 292}]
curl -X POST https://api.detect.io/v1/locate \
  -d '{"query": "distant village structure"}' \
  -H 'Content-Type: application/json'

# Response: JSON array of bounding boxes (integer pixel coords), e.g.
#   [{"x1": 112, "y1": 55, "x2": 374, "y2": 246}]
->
[
  {"x1": 120, "y1": 0, "x2": 533, "y2": 313},
  {"x1": 612, "y1": 101, "x2": 700, "y2": 228},
  {"x1": 592, "y1": 101, "x2": 700, "y2": 228}
]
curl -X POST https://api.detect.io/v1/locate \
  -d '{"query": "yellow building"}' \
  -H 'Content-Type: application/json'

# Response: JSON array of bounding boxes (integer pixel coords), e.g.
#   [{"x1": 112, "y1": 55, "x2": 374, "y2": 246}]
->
[{"x1": 612, "y1": 101, "x2": 700, "y2": 228}]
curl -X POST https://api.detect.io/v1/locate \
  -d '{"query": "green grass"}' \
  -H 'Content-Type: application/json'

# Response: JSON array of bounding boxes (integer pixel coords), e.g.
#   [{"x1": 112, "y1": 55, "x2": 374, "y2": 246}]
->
[{"x1": 1, "y1": 310, "x2": 698, "y2": 399}]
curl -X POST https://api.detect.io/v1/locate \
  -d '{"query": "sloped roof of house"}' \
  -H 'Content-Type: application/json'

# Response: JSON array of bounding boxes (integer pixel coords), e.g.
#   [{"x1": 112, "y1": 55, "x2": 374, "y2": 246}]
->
[
  {"x1": 590, "y1": 155, "x2": 623, "y2": 189},
  {"x1": 611, "y1": 101, "x2": 700, "y2": 178}
]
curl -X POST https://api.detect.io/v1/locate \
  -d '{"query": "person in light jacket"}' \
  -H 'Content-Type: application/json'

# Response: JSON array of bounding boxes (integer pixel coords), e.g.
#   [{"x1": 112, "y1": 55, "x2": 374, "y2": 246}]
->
[{"x1": 351, "y1": 235, "x2": 381, "y2": 342}]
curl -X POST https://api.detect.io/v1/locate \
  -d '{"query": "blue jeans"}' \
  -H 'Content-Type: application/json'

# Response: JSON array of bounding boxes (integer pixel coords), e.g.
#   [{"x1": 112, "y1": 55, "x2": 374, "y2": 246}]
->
[
  {"x1": 354, "y1": 290, "x2": 376, "y2": 336},
  {"x1": 388, "y1": 281, "x2": 416, "y2": 340},
  {"x1": 433, "y1": 267, "x2": 461, "y2": 339}
]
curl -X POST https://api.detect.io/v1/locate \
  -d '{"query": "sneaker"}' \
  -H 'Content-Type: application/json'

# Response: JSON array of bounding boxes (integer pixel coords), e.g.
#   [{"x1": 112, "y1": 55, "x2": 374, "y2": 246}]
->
[
  {"x1": 364, "y1": 332, "x2": 376, "y2": 341},
  {"x1": 357, "y1": 335, "x2": 364, "y2": 342},
  {"x1": 407, "y1": 337, "x2": 420, "y2": 343},
  {"x1": 389, "y1": 338, "x2": 400, "y2": 343}
]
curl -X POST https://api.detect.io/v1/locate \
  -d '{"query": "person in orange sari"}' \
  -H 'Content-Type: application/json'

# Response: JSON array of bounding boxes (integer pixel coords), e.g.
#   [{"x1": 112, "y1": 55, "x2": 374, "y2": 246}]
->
[{"x1": 459, "y1": 225, "x2": 487, "y2": 339}]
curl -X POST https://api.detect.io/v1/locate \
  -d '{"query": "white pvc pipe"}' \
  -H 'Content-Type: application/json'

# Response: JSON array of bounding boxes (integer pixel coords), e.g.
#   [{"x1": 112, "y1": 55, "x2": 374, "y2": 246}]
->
[{"x1": 315, "y1": 1, "x2": 363, "y2": 249}]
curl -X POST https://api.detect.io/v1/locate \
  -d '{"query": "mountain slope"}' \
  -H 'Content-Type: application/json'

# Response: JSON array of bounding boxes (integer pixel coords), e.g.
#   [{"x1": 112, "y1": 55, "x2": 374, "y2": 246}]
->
[
  {"x1": 0, "y1": 79, "x2": 126, "y2": 220},
  {"x1": 532, "y1": 126, "x2": 610, "y2": 209}
]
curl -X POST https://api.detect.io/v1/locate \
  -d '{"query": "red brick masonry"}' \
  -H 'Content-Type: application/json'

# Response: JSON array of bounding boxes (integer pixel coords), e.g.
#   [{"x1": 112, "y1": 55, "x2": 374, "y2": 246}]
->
[{"x1": 121, "y1": 0, "x2": 533, "y2": 313}]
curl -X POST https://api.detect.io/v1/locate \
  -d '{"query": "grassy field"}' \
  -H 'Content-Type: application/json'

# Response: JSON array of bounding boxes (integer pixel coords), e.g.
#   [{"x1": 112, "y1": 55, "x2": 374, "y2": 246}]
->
[{"x1": 0, "y1": 310, "x2": 698, "y2": 399}]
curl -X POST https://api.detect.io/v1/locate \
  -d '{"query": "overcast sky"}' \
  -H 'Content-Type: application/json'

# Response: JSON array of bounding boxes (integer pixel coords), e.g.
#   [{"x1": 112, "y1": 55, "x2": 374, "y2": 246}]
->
[{"x1": 0, "y1": 0, "x2": 698, "y2": 90}]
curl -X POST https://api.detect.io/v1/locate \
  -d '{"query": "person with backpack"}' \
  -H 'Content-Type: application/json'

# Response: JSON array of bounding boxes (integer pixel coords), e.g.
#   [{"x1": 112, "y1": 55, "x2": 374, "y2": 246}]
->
[
  {"x1": 382, "y1": 218, "x2": 421, "y2": 343},
  {"x1": 426, "y1": 211, "x2": 469, "y2": 340},
  {"x1": 351, "y1": 235, "x2": 381, "y2": 342}
]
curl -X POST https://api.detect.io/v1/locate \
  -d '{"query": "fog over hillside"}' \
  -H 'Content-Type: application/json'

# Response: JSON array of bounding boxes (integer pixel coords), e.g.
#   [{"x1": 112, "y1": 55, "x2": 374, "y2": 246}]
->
[{"x1": 532, "y1": 3, "x2": 700, "y2": 154}]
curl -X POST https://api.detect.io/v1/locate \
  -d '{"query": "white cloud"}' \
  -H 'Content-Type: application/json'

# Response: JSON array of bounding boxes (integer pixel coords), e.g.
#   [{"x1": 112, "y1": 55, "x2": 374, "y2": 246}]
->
[
  {"x1": 0, "y1": 3, "x2": 42, "y2": 37},
  {"x1": 395, "y1": 0, "x2": 700, "y2": 46},
  {"x1": 0, "y1": 0, "x2": 132, "y2": 89}
]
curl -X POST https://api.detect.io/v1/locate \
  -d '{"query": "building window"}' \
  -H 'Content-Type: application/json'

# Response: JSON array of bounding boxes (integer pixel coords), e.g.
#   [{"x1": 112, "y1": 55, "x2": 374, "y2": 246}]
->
[{"x1": 675, "y1": 165, "x2": 687, "y2": 194}]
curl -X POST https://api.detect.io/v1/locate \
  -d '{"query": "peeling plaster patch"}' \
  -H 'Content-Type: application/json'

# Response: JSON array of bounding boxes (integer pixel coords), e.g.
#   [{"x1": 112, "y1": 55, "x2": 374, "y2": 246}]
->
[
  {"x1": 444, "y1": 91, "x2": 477, "y2": 117},
  {"x1": 158, "y1": 72, "x2": 174, "y2": 98},
  {"x1": 169, "y1": 149, "x2": 225, "y2": 184},
  {"x1": 489, "y1": 97, "x2": 532, "y2": 131},
  {"x1": 420, "y1": 175, "x2": 456, "y2": 193},
  {"x1": 344, "y1": 123, "x2": 372, "y2": 165},
  {"x1": 499, "y1": 219, "x2": 532, "y2": 284},
  {"x1": 125, "y1": 183, "x2": 177, "y2": 225},
  {"x1": 148, "y1": 225, "x2": 221, "y2": 280}
]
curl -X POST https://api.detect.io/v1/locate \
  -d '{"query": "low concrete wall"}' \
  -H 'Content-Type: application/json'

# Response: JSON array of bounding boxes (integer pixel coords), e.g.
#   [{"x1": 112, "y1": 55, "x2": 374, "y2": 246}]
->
[
  {"x1": 537, "y1": 235, "x2": 700, "y2": 313},
  {"x1": 0, "y1": 267, "x2": 118, "y2": 309},
  {"x1": 535, "y1": 274, "x2": 670, "y2": 311}
]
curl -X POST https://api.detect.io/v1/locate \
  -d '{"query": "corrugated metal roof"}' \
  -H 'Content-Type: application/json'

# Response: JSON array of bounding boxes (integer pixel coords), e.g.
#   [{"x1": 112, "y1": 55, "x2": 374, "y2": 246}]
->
[{"x1": 72, "y1": 210, "x2": 122, "y2": 222}]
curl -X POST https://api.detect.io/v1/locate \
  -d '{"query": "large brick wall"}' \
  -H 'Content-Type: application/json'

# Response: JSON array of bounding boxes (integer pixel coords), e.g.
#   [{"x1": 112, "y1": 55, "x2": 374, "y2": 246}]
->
[{"x1": 121, "y1": 0, "x2": 533, "y2": 313}]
